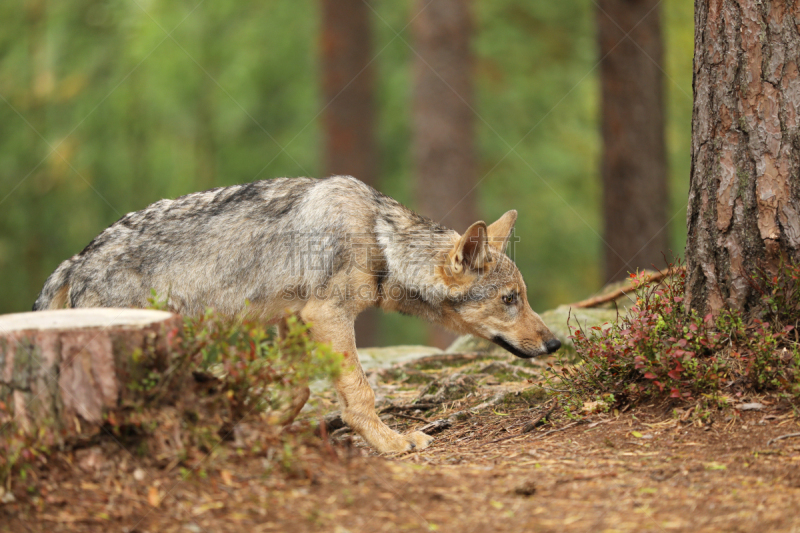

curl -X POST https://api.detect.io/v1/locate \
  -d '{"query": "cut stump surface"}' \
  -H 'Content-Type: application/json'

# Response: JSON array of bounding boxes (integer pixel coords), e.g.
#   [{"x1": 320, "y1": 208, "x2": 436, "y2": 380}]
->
[{"x1": 0, "y1": 308, "x2": 180, "y2": 435}]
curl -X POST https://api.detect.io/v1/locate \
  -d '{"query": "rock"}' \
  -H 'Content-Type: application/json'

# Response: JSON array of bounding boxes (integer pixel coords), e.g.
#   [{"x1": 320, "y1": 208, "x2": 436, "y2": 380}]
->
[
  {"x1": 514, "y1": 480, "x2": 537, "y2": 497},
  {"x1": 76, "y1": 446, "x2": 107, "y2": 472},
  {"x1": 477, "y1": 361, "x2": 536, "y2": 382},
  {"x1": 538, "y1": 306, "x2": 620, "y2": 347},
  {"x1": 416, "y1": 373, "x2": 477, "y2": 404},
  {"x1": 735, "y1": 402, "x2": 766, "y2": 411},
  {"x1": 0, "y1": 488, "x2": 15, "y2": 504},
  {"x1": 357, "y1": 345, "x2": 443, "y2": 370},
  {"x1": 445, "y1": 335, "x2": 507, "y2": 355}
]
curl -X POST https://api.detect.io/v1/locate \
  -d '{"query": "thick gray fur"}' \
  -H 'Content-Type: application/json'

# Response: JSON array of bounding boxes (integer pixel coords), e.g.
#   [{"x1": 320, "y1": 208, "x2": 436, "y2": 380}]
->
[{"x1": 35, "y1": 177, "x2": 442, "y2": 316}]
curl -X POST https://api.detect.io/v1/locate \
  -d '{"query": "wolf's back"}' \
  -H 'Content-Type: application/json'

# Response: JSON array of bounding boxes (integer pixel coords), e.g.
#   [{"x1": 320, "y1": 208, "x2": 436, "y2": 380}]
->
[
  {"x1": 31, "y1": 176, "x2": 417, "y2": 315},
  {"x1": 33, "y1": 257, "x2": 75, "y2": 310},
  {"x1": 31, "y1": 175, "x2": 446, "y2": 316}
]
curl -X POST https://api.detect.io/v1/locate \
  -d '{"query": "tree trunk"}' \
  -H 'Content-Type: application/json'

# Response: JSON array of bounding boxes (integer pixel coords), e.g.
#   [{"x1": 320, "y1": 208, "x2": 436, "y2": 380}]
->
[
  {"x1": 598, "y1": 0, "x2": 669, "y2": 283},
  {"x1": 412, "y1": 0, "x2": 478, "y2": 348},
  {"x1": 320, "y1": 0, "x2": 380, "y2": 347},
  {"x1": 686, "y1": 0, "x2": 800, "y2": 315},
  {"x1": 0, "y1": 309, "x2": 179, "y2": 435}
]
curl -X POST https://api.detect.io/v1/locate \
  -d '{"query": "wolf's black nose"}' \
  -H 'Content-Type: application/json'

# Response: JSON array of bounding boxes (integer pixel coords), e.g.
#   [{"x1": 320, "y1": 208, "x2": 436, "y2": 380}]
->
[{"x1": 545, "y1": 338, "x2": 561, "y2": 353}]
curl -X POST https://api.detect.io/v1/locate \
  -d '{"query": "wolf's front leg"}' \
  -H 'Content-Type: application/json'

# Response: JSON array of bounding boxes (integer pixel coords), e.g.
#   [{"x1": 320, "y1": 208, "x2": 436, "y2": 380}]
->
[{"x1": 301, "y1": 302, "x2": 433, "y2": 454}]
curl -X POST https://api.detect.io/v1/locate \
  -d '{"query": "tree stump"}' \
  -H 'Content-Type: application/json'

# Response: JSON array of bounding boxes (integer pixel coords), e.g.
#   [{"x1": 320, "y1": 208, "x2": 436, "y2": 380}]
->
[{"x1": 0, "y1": 308, "x2": 180, "y2": 436}]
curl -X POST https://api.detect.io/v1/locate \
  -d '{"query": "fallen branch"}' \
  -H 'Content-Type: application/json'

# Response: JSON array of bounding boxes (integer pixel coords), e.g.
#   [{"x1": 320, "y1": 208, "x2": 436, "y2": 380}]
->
[
  {"x1": 418, "y1": 419, "x2": 452, "y2": 435},
  {"x1": 767, "y1": 432, "x2": 800, "y2": 446},
  {"x1": 418, "y1": 410, "x2": 469, "y2": 435},
  {"x1": 379, "y1": 403, "x2": 440, "y2": 414},
  {"x1": 392, "y1": 412, "x2": 430, "y2": 424},
  {"x1": 521, "y1": 404, "x2": 556, "y2": 434},
  {"x1": 570, "y1": 266, "x2": 686, "y2": 309}
]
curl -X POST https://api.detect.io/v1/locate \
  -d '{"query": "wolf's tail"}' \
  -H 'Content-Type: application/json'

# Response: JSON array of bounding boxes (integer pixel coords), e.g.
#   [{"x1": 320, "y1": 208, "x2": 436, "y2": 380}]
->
[{"x1": 33, "y1": 258, "x2": 75, "y2": 311}]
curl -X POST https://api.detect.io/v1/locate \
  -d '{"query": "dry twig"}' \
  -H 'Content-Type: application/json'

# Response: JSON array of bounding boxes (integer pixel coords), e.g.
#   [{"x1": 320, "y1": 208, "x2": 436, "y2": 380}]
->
[
  {"x1": 380, "y1": 403, "x2": 440, "y2": 414},
  {"x1": 521, "y1": 404, "x2": 556, "y2": 434},
  {"x1": 767, "y1": 432, "x2": 800, "y2": 446},
  {"x1": 392, "y1": 412, "x2": 430, "y2": 423},
  {"x1": 570, "y1": 266, "x2": 686, "y2": 309}
]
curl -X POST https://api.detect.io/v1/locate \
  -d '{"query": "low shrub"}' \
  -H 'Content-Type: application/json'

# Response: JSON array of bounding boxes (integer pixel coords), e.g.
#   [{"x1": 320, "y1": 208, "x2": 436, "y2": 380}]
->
[
  {"x1": 547, "y1": 259, "x2": 800, "y2": 404},
  {"x1": 0, "y1": 305, "x2": 342, "y2": 491}
]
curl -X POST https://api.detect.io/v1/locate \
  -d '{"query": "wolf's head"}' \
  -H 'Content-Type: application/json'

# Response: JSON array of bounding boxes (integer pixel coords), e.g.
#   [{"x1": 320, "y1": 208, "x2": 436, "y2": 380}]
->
[{"x1": 437, "y1": 210, "x2": 561, "y2": 358}]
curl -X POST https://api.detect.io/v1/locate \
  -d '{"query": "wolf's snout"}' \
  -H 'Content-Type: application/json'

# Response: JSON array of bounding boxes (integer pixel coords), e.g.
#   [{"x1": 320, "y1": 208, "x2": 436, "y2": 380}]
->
[{"x1": 544, "y1": 338, "x2": 561, "y2": 354}]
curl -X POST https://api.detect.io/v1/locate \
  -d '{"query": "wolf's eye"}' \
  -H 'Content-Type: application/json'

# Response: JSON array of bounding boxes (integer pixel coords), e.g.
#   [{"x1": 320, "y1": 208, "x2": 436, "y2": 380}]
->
[{"x1": 502, "y1": 293, "x2": 517, "y2": 305}]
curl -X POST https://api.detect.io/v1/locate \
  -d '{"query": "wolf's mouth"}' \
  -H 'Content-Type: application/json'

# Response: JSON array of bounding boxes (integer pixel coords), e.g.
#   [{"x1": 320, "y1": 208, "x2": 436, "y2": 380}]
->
[{"x1": 491, "y1": 335, "x2": 539, "y2": 359}]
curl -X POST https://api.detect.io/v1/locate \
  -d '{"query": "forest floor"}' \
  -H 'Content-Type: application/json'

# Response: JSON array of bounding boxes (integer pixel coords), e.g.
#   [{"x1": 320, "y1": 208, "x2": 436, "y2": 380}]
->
[{"x1": 3, "y1": 351, "x2": 800, "y2": 533}]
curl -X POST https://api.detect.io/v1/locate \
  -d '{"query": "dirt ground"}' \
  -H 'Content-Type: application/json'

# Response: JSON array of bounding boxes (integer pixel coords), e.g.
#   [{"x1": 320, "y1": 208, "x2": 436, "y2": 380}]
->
[{"x1": 3, "y1": 352, "x2": 800, "y2": 533}]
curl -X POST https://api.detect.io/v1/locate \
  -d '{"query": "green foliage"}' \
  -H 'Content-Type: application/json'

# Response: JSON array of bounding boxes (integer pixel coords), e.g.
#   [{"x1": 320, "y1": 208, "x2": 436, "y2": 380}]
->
[
  {"x1": 0, "y1": 0, "x2": 695, "y2": 346},
  {"x1": 177, "y1": 310, "x2": 341, "y2": 420},
  {"x1": 138, "y1": 293, "x2": 342, "y2": 420},
  {"x1": 548, "y1": 259, "x2": 800, "y2": 404}
]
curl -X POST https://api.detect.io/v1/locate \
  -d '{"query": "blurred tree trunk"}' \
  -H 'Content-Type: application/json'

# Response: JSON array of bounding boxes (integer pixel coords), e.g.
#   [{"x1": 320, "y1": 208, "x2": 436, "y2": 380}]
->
[
  {"x1": 411, "y1": 0, "x2": 478, "y2": 349},
  {"x1": 25, "y1": 0, "x2": 47, "y2": 302},
  {"x1": 320, "y1": 0, "x2": 379, "y2": 347},
  {"x1": 685, "y1": 1, "x2": 800, "y2": 315},
  {"x1": 597, "y1": 0, "x2": 669, "y2": 283}
]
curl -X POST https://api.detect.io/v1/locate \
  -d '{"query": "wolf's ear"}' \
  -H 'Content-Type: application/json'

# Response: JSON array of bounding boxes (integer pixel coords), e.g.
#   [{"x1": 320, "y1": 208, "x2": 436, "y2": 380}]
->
[
  {"x1": 486, "y1": 210, "x2": 517, "y2": 253},
  {"x1": 452, "y1": 221, "x2": 488, "y2": 273}
]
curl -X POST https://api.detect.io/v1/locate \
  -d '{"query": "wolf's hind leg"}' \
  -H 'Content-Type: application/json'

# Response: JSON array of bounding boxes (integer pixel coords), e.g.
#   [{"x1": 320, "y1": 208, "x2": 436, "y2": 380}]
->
[{"x1": 300, "y1": 302, "x2": 433, "y2": 454}]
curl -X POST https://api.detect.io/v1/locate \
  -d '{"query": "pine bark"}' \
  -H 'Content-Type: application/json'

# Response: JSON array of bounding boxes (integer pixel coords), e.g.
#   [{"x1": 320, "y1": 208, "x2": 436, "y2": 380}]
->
[
  {"x1": 598, "y1": 0, "x2": 669, "y2": 283},
  {"x1": 412, "y1": 0, "x2": 478, "y2": 348},
  {"x1": 686, "y1": 0, "x2": 800, "y2": 314},
  {"x1": 320, "y1": 0, "x2": 380, "y2": 346},
  {"x1": 0, "y1": 309, "x2": 179, "y2": 435}
]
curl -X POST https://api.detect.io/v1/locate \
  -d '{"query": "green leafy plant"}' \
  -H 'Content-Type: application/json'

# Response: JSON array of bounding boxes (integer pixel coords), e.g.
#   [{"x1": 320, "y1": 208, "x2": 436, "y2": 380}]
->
[{"x1": 138, "y1": 293, "x2": 343, "y2": 419}]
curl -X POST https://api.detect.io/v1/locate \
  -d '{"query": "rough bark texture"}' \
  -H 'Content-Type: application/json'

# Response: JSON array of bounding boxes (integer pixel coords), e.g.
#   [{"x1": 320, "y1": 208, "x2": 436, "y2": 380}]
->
[
  {"x1": 0, "y1": 309, "x2": 179, "y2": 435},
  {"x1": 412, "y1": 0, "x2": 478, "y2": 348},
  {"x1": 686, "y1": 0, "x2": 800, "y2": 314},
  {"x1": 320, "y1": 0, "x2": 379, "y2": 347},
  {"x1": 598, "y1": 0, "x2": 669, "y2": 283}
]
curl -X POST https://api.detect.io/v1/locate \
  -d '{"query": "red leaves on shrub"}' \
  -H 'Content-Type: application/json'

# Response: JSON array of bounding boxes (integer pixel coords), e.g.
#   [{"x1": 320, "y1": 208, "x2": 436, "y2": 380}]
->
[{"x1": 554, "y1": 257, "x2": 800, "y2": 403}]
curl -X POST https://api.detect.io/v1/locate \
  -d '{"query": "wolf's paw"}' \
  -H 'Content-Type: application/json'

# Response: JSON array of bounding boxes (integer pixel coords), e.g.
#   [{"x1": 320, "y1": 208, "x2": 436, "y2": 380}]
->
[
  {"x1": 377, "y1": 430, "x2": 434, "y2": 454},
  {"x1": 405, "y1": 430, "x2": 434, "y2": 451}
]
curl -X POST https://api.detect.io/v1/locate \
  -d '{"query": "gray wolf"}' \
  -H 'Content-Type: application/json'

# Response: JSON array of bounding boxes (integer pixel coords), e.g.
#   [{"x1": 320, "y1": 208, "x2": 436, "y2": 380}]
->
[{"x1": 34, "y1": 176, "x2": 561, "y2": 453}]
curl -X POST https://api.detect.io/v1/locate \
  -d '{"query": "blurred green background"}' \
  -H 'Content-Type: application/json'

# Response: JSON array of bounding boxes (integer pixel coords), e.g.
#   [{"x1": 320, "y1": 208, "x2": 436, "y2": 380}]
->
[{"x1": 0, "y1": 0, "x2": 693, "y2": 345}]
